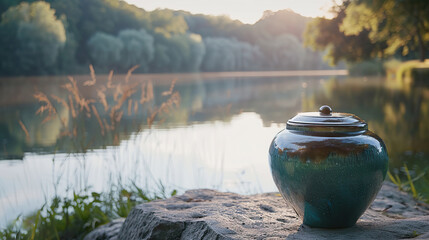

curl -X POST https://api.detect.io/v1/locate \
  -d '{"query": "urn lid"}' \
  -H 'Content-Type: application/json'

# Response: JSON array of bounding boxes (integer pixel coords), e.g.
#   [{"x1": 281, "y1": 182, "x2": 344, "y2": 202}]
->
[{"x1": 286, "y1": 105, "x2": 367, "y2": 135}]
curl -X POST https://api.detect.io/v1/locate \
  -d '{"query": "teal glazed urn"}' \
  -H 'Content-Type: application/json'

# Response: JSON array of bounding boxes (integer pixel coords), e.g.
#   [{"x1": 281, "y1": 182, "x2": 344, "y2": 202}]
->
[{"x1": 268, "y1": 105, "x2": 388, "y2": 228}]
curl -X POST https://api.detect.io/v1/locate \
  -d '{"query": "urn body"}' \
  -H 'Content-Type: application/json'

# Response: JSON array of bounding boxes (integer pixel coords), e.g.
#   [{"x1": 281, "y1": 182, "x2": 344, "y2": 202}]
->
[{"x1": 268, "y1": 106, "x2": 388, "y2": 228}]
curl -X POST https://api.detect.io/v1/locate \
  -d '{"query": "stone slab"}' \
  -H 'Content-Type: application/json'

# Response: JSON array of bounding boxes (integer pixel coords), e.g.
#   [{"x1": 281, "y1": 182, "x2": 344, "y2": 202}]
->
[{"x1": 85, "y1": 182, "x2": 429, "y2": 240}]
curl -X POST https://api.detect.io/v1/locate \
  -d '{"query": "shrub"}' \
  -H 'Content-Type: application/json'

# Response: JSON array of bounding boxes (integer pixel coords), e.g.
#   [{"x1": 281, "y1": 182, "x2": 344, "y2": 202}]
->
[{"x1": 347, "y1": 59, "x2": 385, "y2": 76}]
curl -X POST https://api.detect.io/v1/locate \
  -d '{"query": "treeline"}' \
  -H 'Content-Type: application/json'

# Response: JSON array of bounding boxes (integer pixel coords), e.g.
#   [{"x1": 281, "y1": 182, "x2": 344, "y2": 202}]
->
[{"x1": 0, "y1": 0, "x2": 333, "y2": 76}]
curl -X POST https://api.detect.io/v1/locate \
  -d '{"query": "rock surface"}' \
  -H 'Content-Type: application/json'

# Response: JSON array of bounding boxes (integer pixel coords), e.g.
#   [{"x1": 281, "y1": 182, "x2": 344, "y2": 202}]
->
[
  {"x1": 84, "y1": 218, "x2": 125, "y2": 240},
  {"x1": 85, "y1": 182, "x2": 429, "y2": 240}
]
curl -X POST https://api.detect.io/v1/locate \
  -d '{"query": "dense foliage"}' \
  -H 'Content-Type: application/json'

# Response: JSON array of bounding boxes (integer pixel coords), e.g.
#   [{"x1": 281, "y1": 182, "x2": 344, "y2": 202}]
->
[
  {"x1": 304, "y1": 0, "x2": 429, "y2": 64},
  {"x1": 0, "y1": 0, "x2": 331, "y2": 76},
  {"x1": 0, "y1": 1, "x2": 66, "y2": 75}
]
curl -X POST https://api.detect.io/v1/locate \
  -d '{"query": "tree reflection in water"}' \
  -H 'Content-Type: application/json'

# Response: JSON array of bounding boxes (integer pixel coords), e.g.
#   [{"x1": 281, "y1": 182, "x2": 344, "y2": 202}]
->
[{"x1": 1, "y1": 73, "x2": 428, "y2": 200}]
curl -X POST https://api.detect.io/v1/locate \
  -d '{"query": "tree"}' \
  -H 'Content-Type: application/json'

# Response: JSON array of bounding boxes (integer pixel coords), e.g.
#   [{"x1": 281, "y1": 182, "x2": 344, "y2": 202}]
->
[
  {"x1": 180, "y1": 34, "x2": 206, "y2": 72},
  {"x1": 304, "y1": 2, "x2": 386, "y2": 65},
  {"x1": 87, "y1": 32, "x2": 123, "y2": 69},
  {"x1": 182, "y1": 13, "x2": 242, "y2": 39},
  {"x1": 201, "y1": 37, "x2": 262, "y2": 72},
  {"x1": 260, "y1": 34, "x2": 305, "y2": 70},
  {"x1": 118, "y1": 29, "x2": 154, "y2": 72},
  {"x1": 149, "y1": 33, "x2": 205, "y2": 73},
  {"x1": 0, "y1": 0, "x2": 328, "y2": 75},
  {"x1": 150, "y1": 43, "x2": 170, "y2": 72},
  {"x1": 341, "y1": 0, "x2": 429, "y2": 62},
  {"x1": 202, "y1": 37, "x2": 236, "y2": 71},
  {"x1": 0, "y1": 1, "x2": 66, "y2": 75},
  {"x1": 150, "y1": 9, "x2": 188, "y2": 37}
]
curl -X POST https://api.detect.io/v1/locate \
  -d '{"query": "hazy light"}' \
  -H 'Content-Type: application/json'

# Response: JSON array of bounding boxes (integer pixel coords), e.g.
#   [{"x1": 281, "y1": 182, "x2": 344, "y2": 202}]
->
[{"x1": 126, "y1": 0, "x2": 335, "y2": 24}]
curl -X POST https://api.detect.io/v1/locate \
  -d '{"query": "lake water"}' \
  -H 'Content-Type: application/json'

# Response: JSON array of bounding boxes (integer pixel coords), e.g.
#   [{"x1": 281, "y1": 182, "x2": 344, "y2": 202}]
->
[{"x1": 1, "y1": 71, "x2": 428, "y2": 226}]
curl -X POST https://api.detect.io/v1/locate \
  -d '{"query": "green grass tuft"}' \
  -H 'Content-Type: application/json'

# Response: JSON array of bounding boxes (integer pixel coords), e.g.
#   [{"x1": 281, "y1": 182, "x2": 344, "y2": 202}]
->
[{"x1": 0, "y1": 184, "x2": 176, "y2": 240}]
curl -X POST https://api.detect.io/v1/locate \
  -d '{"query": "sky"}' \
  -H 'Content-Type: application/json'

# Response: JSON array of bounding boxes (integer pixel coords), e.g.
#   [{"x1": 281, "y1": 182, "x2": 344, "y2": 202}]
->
[{"x1": 125, "y1": 0, "x2": 336, "y2": 24}]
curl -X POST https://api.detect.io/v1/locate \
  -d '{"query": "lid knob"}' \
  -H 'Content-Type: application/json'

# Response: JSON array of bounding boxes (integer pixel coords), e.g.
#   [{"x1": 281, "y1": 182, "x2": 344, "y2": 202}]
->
[{"x1": 319, "y1": 105, "x2": 332, "y2": 116}]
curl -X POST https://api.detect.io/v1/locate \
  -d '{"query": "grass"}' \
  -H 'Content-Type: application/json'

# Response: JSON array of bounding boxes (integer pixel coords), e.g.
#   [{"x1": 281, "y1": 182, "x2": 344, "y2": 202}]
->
[
  {"x1": 0, "y1": 184, "x2": 177, "y2": 240},
  {"x1": 2, "y1": 65, "x2": 180, "y2": 239},
  {"x1": 388, "y1": 163, "x2": 427, "y2": 202}
]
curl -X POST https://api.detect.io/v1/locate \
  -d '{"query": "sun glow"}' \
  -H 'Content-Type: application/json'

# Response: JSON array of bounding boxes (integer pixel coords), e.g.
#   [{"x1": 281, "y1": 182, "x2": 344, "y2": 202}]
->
[{"x1": 126, "y1": 0, "x2": 335, "y2": 23}]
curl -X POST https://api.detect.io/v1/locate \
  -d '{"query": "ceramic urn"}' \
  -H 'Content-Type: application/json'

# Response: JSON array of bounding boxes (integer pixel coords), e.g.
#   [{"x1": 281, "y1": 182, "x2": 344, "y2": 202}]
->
[{"x1": 268, "y1": 105, "x2": 388, "y2": 228}]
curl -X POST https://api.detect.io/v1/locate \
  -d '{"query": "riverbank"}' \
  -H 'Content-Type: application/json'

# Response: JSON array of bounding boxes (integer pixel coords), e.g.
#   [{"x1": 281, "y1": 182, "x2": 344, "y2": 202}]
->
[
  {"x1": 86, "y1": 182, "x2": 429, "y2": 239},
  {"x1": 389, "y1": 60, "x2": 429, "y2": 84}
]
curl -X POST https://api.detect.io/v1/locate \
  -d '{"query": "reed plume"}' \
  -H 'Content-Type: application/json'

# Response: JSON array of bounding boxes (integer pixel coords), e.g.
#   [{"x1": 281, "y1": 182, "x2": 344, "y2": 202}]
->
[
  {"x1": 147, "y1": 91, "x2": 180, "y2": 127},
  {"x1": 51, "y1": 94, "x2": 69, "y2": 110},
  {"x1": 97, "y1": 88, "x2": 109, "y2": 112},
  {"x1": 162, "y1": 78, "x2": 176, "y2": 96},
  {"x1": 84, "y1": 64, "x2": 97, "y2": 86},
  {"x1": 125, "y1": 65, "x2": 139, "y2": 83},
  {"x1": 34, "y1": 91, "x2": 56, "y2": 124},
  {"x1": 34, "y1": 65, "x2": 180, "y2": 147},
  {"x1": 107, "y1": 70, "x2": 115, "y2": 88}
]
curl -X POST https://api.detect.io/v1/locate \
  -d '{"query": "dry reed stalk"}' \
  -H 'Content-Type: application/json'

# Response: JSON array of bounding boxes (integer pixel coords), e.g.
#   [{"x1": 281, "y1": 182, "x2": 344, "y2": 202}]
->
[
  {"x1": 103, "y1": 119, "x2": 111, "y2": 131},
  {"x1": 162, "y1": 78, "x2": 176, "y2": 96},
  {"x1": 49, "y1": 94, "x2": 70, "y2": 128},
  {"x1": 115, "y1": 111, "x2": 123, "y2": 123},
  {"x1": 64, "y1": 76, "x2": 81, "y2": 105},
  {"x1": 146, "y1": 80, "x2": 154, "y2": 102},
  {"x1": 51, "y1": 94, "x2": 69, "y2": 110},
  {"x1": 109, "y1": 82, "x2": 138, "y2": 127},
  {"x1": 109, "y1": 110, "x2": 116, "y2": 130},
  {"x1": 147, "y1": 110, "x2": 157, "y2": 128},
  {"x1": 140, "y1": 82, "x2": 146, "y2": 104},
  {"x1": 91, "y1": 105, "x2": 105, "y2": 136},
  {"x1": 158, "y1": 92, "x2": 180, "y2": 115},
  {"x1": 113, "y1": 83, "x2": 122, "y2": 102},
  {"x1": 146, "y1": 91, "x2": 181, "y2": 127},
  {"x1": 33, "y1": 67, "x2": 181, "y2": 144},
  {"x1": 64, "y1": 76, "x2": 93, "y2": 114},
  {"x1": 73, "y1": 126, "x2": 77, "y2": 137},
  {"x1": 112, "y1": 83, "x2": 138, "y2": 113},
  {"x1": 69, "y1": 95, "x2": 77, "y2": 118},
  {"x1": 81, "y1": 98, "x2": 93, "y2": 117},
  {"x1": 125, "y1": 65, "x2": 139, "y2": 83},
  {"x1": 18, "y1": 120, "x2": 30, "y2": 141},
  {"x1": 140, "y1": 82, "x2": 147, "y2": 104},
  {"x1": 134, "y1": 101, "x2": 139, "y2": 114},
  {"x1": 107, "y1": 70, "x2": 115, "y2": 88},
  {"x1": 34, "y1": 91, "x2": 56, "y2": 124},
  {"x1": 128, "y1": 99, "x2": 133, "y2": 116},
  {"x1": 84, "y1": 64, "x2": 96, "y2": 86},
  {"x1": 97, "y1": 88, "x2": 109, "y2": 112}
]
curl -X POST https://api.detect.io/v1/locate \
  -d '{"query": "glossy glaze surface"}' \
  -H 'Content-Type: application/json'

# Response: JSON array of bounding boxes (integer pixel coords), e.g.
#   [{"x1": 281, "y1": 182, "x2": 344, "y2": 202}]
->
[{"x1": 269, "y1": 129, "x2": 388, "y2": 228}]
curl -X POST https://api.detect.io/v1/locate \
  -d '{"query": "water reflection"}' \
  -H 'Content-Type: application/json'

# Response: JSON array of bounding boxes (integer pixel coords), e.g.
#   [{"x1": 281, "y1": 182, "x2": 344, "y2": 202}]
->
[
  {"x1": 303, "y1": 77, "x2": 429, "y2": 167},
  {"x1": 304, "y1": 77, "x2": 429, "y2": 200},
  {"x1": 1, "y1": 72, "x2": 429, "y2": 226},
  {"x1": 0, "y1": 74, "x2": 324, "y2": 159}
]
